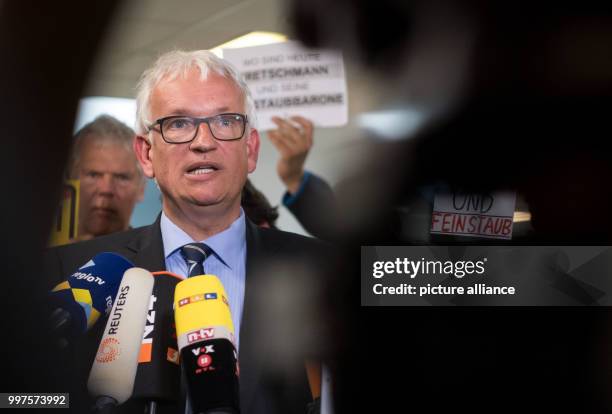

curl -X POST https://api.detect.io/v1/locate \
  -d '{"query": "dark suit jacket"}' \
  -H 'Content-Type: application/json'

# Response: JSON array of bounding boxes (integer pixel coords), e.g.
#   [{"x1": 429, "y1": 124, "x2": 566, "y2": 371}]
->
[{"x1": 44, "y1": 215, "x2": 328, "y2": 414}]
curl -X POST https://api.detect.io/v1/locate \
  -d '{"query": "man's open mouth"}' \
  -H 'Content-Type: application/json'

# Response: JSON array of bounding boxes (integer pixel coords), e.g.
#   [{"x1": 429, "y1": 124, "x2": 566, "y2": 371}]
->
[
  {"x1": 92, "y1": 207, "x2": 116, "y2": 216},
  {"x1": 187, "y1": 164, "x2": 219, "y2": 175}
]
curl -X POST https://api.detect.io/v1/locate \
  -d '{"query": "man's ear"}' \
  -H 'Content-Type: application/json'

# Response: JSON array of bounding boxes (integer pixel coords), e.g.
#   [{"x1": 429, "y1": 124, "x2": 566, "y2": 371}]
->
[
  {"x1": 246, "y1": 128, "x2": 260, "y2": 173},
  {"x1": 134, "y1": 135, "x2": 155, "y2": 179}
]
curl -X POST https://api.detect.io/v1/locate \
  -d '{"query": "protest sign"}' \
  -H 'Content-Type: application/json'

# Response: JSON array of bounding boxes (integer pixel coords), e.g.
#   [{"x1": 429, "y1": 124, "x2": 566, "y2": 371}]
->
[
  {"x1": 223, "y1": 41, "x2": 348, "y2": 131},
  {"x1": 431, "y1": 191, "x2": 517, "y2": 239}
]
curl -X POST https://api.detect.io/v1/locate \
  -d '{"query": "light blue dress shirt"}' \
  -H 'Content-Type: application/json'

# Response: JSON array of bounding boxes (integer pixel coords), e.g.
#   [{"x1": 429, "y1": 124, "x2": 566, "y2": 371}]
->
[{"x1": 160, "y1": 209, "x2": 246, "y2": 351}]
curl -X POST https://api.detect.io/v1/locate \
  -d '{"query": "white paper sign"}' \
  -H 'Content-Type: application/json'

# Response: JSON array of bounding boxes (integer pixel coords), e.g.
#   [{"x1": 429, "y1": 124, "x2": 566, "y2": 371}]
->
[
  {"x1": 223, "y1": 41, "x2": 348, "y2": 131},
  {"x1": 431, "y1": 191, "x2": 517, "y2": 239}
]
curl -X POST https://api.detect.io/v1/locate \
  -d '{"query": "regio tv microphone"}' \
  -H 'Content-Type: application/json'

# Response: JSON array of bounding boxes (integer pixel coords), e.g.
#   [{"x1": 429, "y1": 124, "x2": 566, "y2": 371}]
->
[
  {"x1": 174, "y1": 275, "x2": 240, "y2": 414},
  {"x1": 87, "y1": 268, "x2": 154, "y2": 412},
  {"x1": 48, "y1": 252, "x2": 133, "y2": 341}
]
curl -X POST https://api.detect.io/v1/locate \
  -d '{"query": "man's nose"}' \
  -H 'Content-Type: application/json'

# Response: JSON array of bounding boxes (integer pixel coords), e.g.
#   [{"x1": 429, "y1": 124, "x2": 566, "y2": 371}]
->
[
  {"x1": 97, "y1": 174, "x2": 116, "y2": 194},
  {"x1": 190, "y1": 121, "x2": 217, "y2": 151}
]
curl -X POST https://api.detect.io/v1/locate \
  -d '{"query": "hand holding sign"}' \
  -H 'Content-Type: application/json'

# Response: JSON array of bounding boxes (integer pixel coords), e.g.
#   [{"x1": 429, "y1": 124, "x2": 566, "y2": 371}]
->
[{"x1": 268, "y1": 116, "x2": 314, "y2": 194}]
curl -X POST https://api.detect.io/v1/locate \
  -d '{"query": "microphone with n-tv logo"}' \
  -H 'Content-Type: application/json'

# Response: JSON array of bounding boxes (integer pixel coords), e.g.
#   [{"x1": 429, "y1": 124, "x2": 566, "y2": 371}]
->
[
  {"x1": 87, "y1": 268, "x2": 154, "y2": 412},
  {"x1": 48, "y1": 252, "x2": 133, "y2": 342},
  {"x1": 174, "y1": 275, "x2": 240, "y2": 414}
]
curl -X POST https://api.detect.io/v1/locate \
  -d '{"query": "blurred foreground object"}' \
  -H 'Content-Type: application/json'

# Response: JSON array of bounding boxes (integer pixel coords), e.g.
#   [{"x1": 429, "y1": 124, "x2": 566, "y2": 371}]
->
[
  {"x1": 0, "y1": 0, "x2": 121, "y2": 393},
  {"x1": 287, "y1": 2, "x2": 612, "y2": 413}
]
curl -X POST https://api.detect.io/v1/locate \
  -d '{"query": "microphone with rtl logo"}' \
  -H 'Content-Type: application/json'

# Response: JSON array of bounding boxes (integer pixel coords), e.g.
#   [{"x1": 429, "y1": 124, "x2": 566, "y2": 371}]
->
[
  {"x1": 48, "y1": 252, "x2": 134, "y2": 345},
  {"x1": 131, "y1": 271, "x2": 183, "y2": 408},
  {"x1": 174, "y1": 275, "x2": 240, "y2": 414},
  {"x1": 87, "y1": 268, "x2": 154, "y2": 412}
]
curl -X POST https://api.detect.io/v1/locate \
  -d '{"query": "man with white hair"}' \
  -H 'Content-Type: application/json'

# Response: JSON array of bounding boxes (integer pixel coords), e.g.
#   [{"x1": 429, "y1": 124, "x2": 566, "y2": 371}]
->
[{"x1": 45, "y1": 50, "x2": 326, "y2": 413}]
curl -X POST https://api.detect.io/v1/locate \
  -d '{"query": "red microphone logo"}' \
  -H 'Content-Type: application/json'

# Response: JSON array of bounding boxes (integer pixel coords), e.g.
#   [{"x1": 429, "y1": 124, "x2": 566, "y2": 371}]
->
[{"x1": 96, "y1": 337, "x2": 120, "y2": 363}]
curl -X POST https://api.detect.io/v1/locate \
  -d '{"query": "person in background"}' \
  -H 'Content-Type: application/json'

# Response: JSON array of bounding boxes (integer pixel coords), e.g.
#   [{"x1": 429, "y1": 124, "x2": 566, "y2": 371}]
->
[
  {"x1": 69, "y1": 115, "x2": 145, "y2": 241},
  {"x1": 268, "y1": 115, "x2": 336, "y2": 239},
  {"x1": 242, "y1": 179, "x2": 279, "y2": 228}
]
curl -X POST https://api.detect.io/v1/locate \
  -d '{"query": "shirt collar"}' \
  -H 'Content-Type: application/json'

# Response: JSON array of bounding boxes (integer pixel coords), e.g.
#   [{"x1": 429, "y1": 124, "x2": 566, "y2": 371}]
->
[{"x1": 160, "y1": 209, "x2": 246, "y2": 270}]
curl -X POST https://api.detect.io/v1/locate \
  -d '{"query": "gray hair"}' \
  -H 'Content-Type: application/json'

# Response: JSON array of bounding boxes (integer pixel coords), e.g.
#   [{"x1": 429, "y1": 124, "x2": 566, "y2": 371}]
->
[
  {"x1": 71, "y1": 114, "x2": 143, "y2": 180},
  {"x1": 135, "y1": 49, "x2": 256, "y2": 138}
]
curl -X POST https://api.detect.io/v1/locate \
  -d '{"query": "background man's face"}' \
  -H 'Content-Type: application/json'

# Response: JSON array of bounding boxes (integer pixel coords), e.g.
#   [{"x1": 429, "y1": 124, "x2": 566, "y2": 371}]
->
[
  {"x1": 76, "y1": 138, "x2": 144, "y2": 239},
  {"x1": 145, "y1": 69, "x2": 259, "y2": 216}
]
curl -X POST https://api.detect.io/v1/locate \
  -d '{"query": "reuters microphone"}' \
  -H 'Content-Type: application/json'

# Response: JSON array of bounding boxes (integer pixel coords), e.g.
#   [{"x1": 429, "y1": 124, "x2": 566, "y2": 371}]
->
[
  {"x1": 48, "y1": 252, "x2": 133, "y2": 342},
  {"x1": 87, "y1": 268, "x2": 154, "y2": 412},
  {"x1": 174, "y1": 275, "x2": 239, "y2": 414}
]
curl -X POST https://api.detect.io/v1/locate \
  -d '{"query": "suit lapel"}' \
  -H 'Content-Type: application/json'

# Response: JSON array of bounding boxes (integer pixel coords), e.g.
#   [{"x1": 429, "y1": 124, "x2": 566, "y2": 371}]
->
[
  {"x1": 127, "y1": 214, "x2": 166, "y2": 271},
  {"x1": 239, "y1": 219, "x2": 266, "y2": 412}
]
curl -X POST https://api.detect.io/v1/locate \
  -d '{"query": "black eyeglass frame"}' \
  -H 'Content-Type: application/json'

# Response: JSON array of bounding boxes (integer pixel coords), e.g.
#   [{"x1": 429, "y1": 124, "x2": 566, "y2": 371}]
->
[{"x1": 148, "y1": 113, "x2": 249, "y2": 143}]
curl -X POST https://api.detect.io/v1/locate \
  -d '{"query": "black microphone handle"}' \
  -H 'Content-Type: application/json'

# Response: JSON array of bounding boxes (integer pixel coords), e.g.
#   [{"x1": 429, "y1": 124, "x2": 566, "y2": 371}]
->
[
  {"x1": 182, "y1": 338, "x2": 240, "y2": 413},
  {"x1": 49, "y1": 308, "x2": 72, "y2": 349},
  {"x1": 147, "y1": 401, "x2": 157, "y2": 414},
  {"x1": 50, "y1": 308, "x2": 72, "y2": 332},
  {"x1": 93, "y1": 396, "x2": 117, "y2": 414}
]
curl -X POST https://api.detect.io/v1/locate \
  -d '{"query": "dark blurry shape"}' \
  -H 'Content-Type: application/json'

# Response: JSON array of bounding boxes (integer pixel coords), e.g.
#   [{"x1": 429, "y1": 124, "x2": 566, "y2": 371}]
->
[
  {"x1": 0, "y1": 0, "x2": 120, "y2": 394},
  {"x1": 289, "y1": 0, "x2": 612, "y2": 242},
  {"x1": 242, "y1": 179, "x2": 279, "y2": 228},
  {"x1": 306, "y1": 397, "x2": 321, "y2": 414},
  {"x1": 289, "y1": 0, "x2": 415, "y2": 73},
  {"x1": 287, "y1": 1, "x2": 612, "y2": 413},
  {"x1": 70, "y1": 115, "x2": 145, "y2": 241}
]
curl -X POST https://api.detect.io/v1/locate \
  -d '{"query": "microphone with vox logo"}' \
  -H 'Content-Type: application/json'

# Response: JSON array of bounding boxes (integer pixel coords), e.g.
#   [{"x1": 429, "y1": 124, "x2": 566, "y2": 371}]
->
[{"x1": 174, "y1": 275, "x2": 240, "y2": 414}]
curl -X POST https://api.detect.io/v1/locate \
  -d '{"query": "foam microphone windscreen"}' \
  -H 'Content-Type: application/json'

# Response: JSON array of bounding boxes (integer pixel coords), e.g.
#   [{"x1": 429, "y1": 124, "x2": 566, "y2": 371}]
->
[
  {"x1": 87, "y1": 268, "x2": 154, "y2": 407},
  {"x1": 174, "y1": 276, "x2": 235, "y2": 348},
  {"x1": 131, "y1": 271, "x2": 183, "y2": 403},
  {"x1": 49, "y1": 252, "x2": 133, "y2": 335},
  {"x1": 174, "y1": 275, "x2": 240, "y2": 414}
]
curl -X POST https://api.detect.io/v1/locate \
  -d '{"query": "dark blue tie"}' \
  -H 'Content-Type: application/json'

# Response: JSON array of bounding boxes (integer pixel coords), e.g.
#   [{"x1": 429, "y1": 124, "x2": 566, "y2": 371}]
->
[
  {"x1": 179, "y1": 242, "x2": 214, "y2": 414},
  {"x1": 180, "y1": 242, "x2": 213, "y2": 277}
]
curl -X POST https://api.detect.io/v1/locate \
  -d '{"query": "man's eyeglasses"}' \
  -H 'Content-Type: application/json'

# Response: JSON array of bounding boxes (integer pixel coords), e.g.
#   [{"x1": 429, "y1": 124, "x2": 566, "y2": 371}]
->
[{"x1": 148, "y1": 113, "x2": 248, "y2": 143}]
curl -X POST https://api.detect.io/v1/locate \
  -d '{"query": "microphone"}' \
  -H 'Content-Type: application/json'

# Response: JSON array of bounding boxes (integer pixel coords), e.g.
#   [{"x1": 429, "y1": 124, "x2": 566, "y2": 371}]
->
[
  {"x1": 48, "y1": 252, "x2": 134, "y2": 341},
  {"x1": 174, "y1": 275, "x2": 240, "y2": 414},
  {"x1": 131, "y1": 272, "x2": 183, "y2": 409},
  {"x1": 87, "y1": 268, "x2": 154, "y2": 412}
]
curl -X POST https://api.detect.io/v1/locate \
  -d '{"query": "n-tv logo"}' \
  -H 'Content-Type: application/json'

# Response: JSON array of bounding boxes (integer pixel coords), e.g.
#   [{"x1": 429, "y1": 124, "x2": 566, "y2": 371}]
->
[
  {"x1": 139, "y1": 294, "x2": 157, "y2": 363},
  {"x1": 187, "y1": 328, "x2": 214, "y2": 344}
]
